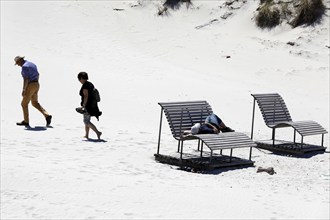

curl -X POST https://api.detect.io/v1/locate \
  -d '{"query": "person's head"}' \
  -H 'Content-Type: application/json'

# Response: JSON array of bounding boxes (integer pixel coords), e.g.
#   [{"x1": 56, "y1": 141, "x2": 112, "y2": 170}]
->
[
  {"x1": 78, "y1": 72, "x2": 88, "y2": 83},
  {"x1": 14, "y1": 56, "x2": 25, "y2": 66},
  {"x1": 191, "y1": 123, "x2": 201, "y2": 135}
]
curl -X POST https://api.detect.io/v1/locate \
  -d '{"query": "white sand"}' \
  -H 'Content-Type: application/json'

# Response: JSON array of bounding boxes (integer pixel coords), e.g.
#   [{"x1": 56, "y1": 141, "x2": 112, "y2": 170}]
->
[{"x1": 1, "y1": 1, "x2": 329, "y2": 219}]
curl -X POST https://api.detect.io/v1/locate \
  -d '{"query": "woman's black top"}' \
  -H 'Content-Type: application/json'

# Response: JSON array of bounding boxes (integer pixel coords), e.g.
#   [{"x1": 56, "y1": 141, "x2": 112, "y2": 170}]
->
[{"x1": 79, "y1": 81, "x2": 102, "y2": 120}]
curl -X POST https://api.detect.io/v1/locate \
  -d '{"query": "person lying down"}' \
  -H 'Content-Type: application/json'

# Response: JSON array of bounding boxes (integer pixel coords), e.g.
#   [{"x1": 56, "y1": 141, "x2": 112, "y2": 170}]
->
[{"x1": 183, "y1": 113, "x2": 234, "y2": 136}]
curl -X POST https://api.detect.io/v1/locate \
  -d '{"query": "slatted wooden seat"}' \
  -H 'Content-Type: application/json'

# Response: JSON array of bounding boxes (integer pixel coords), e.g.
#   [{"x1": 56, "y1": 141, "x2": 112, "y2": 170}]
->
[
  {"x1": 156, "y1": 101, "x2": 256, "y2": 166},
  {"x1": 195, "y1": 133, "x2": 257, "y2": 161},
  {"x1": 251, "y1": 93, "x2": 328, "y2": 153}
]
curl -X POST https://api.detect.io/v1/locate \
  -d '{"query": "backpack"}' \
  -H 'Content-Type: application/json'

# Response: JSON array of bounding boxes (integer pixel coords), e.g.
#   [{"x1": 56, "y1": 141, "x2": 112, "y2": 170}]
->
[{"x1": 93, "y1": 88, "x2": 101, "y2": 102}]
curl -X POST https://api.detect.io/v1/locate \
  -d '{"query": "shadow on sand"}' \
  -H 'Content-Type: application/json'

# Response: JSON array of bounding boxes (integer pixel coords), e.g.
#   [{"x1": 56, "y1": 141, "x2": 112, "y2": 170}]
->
[
  {"x1": 24, "y1": 125, "x2": 54, "y2": 131},
  {"x1": 83, "y1": 138, "x2": 107, "y2": 143},
  {"x1": 176, "y1": 164, "x2": 254, "y2": 175},
  {"x1": 25, "y1": 126, "x2": 47, "y2": 131}
]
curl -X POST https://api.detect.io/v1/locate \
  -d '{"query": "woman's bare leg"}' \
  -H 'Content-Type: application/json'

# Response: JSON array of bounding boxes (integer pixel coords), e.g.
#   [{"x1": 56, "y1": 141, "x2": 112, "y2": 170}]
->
[
  {"x1": 84, "y1": 125, "x2": 90, "y2": 138},
  {"x1": 88, "y1": 122, "x2": 102, "y2": 140}
]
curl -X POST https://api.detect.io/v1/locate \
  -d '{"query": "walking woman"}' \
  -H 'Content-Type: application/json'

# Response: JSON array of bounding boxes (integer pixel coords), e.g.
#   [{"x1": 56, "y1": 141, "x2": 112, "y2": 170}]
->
[{"x1": 77, "y1": 72, "x2": 102, "y2": 140}]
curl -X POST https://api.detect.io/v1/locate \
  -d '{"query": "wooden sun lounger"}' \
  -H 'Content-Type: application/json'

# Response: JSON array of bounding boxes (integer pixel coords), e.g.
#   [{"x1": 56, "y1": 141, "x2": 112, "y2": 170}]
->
[
  {"x1": 155, "y1": 101, "x2": 256, "y2": 170},
  {"x1": 251, "y1": 93, "x2": 328, "y2": 154}
]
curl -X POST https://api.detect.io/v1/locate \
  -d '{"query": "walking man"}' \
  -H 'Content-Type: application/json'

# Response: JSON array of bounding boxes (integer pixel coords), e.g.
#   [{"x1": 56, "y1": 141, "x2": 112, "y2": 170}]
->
[{"x1": 14, "y1": 56, "x2": 52, "y2": 127}]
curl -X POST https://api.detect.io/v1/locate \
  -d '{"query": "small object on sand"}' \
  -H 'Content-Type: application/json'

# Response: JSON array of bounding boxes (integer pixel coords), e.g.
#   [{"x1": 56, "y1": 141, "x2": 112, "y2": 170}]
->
[
  {"x1": 257, "y1": 167, "x2": 276, "y2": 175},
  {"x1": 287, "y1": 41, "x2": 295, "y2": 46},
  {"x1": 195, "y1": 19, "x2": 218, "y2": 29}
]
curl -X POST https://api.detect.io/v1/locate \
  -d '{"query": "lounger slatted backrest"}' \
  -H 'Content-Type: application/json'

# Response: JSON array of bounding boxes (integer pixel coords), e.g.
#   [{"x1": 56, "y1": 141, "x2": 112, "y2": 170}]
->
[
  {"x1": 158, "y1": 101, "x2": 213, "y2": 140},
  {"x1": 251, "y1": 93, "x2": 292, "y2": 127}
]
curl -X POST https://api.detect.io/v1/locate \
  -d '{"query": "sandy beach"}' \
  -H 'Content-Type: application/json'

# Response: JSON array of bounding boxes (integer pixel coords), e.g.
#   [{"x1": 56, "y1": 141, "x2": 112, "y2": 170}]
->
[{"x1": 1, "y1": 1, "x2": 329, "y2": 219}]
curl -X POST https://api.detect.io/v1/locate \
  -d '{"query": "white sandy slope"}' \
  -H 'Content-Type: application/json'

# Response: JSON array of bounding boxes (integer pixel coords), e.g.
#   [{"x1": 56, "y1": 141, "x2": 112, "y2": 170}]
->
[{"x1": 1, "y1": 0, "x2": 329, "y2": 219}]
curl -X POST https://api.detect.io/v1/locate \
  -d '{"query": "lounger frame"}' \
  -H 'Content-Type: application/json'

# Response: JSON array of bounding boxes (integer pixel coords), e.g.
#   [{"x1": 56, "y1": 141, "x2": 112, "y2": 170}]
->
[
  {"x1": 250, "y1": 93, "x2": 327, "y2": 154},
  {"x1": 156, "y1": 101, "x2": 256, "y2": 169}
]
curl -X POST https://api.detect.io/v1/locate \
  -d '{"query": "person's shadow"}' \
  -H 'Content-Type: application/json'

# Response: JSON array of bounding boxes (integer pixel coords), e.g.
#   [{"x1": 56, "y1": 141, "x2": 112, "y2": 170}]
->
[
  {"x1": 25, "y1": 125, "x2": 53, "y2": 131},
  {"x1": 25, "y1": 126, "x2": 47, "y2": 131},
  {"x1": 83, "y1": 138, "x2": 107, "y2": 143}
]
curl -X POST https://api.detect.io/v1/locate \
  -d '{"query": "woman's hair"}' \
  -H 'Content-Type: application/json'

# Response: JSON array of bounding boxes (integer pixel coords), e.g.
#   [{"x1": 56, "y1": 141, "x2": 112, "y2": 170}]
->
[{"x1": 78, "y1": 72, "x2": 88, "y2": 80}]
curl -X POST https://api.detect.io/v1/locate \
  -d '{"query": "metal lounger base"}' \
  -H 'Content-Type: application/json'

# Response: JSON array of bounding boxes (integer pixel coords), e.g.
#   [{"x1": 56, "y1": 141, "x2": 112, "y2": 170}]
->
[
  {"x1": 255, "y1": 139, "x2": 326, "y2": 156},
  {"x1": 154, "y1": 153, "x2": 254, "y2": 171}
]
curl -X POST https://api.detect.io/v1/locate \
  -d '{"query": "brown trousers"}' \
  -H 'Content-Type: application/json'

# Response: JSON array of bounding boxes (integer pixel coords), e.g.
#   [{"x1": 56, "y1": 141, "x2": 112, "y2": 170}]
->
[{"x1": 21, "y1": 82, "x2": 49, "y2": 123}]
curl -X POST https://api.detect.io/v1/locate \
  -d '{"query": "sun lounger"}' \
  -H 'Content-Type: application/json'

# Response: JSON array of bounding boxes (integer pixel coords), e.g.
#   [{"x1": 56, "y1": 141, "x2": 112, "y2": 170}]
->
[
  {"x1": 251, "y1": 93, "x2": 328, "y2": 154},
  {"x1": 155, "y1": 101, "x2": 256, "y2": 170}
]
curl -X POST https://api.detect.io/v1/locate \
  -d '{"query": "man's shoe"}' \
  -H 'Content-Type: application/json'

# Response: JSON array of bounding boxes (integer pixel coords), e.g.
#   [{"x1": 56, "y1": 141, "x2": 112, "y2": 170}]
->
[
  {"x1": 46, "y1": 115, "x2": 52, "y2": 126},
  {"x1": 221, "y1": 127, "x2": 235, "y2": 133},
  {"x1": 17, "y1": 121, "x2": 29, "y2": 127}
]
